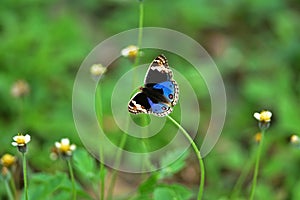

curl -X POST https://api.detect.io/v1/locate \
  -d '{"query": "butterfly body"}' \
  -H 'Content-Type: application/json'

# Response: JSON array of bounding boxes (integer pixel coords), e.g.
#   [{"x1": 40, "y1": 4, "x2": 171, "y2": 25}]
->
[
  {"x1": 128, "y1": 55, "x2": 179, "y2": 117},
  {"x1": 142, "y1": 85, "x2": 169, "y2": 104}
]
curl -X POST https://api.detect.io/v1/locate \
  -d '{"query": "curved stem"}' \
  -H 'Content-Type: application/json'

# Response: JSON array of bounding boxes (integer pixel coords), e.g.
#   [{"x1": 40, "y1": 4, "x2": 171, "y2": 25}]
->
[
  {"x1": 167, "y1": 115, "x2": 204, "y2": 200},
  {"x1": 249, "y1": 131, "x2": 265, "y2": 200},
  {"x1": 67, "y1": 159, "x2": 76, "y2": 200},
  {"x1": 22, "y1": 153, "x2": 28, "y2": 200}
]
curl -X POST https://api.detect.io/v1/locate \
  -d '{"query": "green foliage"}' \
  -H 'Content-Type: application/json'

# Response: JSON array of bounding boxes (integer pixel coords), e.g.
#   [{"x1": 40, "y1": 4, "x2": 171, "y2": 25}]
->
[
  {"x1": 73, "y1": 149, "x2": 97, "y2": 179},
  {"x1": 153, "y1": 184, "x2": 193, "y2": 200},
  {"x1": 27, "y1": 172, "x2": 71, "y2": 200},
  {"x1": 159, "y1": 149, "x2": 190, "y2": 179},
  {"x1": 0, "y1": 0, "x2": 300, "y2": 199},
  {"x1": 73, "y1": 148, "x2": 106, "y2": 182},
  {"x1": 135, "y1": 150, "x2": 191, "y2": 199}
]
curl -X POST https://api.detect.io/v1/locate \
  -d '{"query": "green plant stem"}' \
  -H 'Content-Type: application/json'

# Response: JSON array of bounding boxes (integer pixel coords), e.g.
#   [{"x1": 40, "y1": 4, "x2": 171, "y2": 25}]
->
[
  {"x1": 107, "y1": 170, "x2": 117, "y2": 200},
  {"x1": 132, "y1": 0, "x2": 144, "y2": 88},
  {"x1": 107, "y1": 171, "x2": 117, "y2": 200},
  {"x1": 167, "y1": 115, "x2": 205, "y2": 200},
  {"x1": 99, "y1": 147, "x2": 105, "y2": 200},
  {"x1": 18, "y1": 97, "x2": 26, "y2": 132},
  {"x1": 67, "y1": 159, "x2": 76, "y2": 200},
  {"x1": 230, "y1": 152, "x2": 255, "y2": 199},
  {"x1": 4, "y1": 179, "x2": 14, "y2": 200},
  {"x1": 135, "y1": 1, "x2": 150, "y2": 171},
  {"x1": 133, "y1": 1, "x2": 144, "y2": 68},
  {"x1": 96, "y1": 85, "x2": 106, "y2": 200},
  {"x1": 107, "y1": 133, "x2": 128, "y2": 200},
  {"x1": 141, "y1": 116, "x2": 155, "y2": 171},
  {"x1": 249, "y1": 131, "x2": 265, "y2": 200},
  {"x1": 107, "y1": 2, "x2": 145, "y2": 199},
  {"x1": 22, "y1": 153, "x2": 28, "y2": 200},
  {"x1": 96, "y1": 84, "x2": 103, "y2": 128},
  {"x1": 9, "y1": 172, "x2": 17, "y2": 198}
]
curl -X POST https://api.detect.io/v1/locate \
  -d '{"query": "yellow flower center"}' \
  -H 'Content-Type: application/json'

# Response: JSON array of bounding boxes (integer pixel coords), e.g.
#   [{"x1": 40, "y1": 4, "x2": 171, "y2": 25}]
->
[
  {"x1": 260, "y1": 111, "x2": 271, "y2": 122},
  {"x1": 127, "y1": 46, "x2": 138, "y2": 58},
  {"x1": 16, "y1": 137, "x2": 26, "y2": 144},
  {"x1": 60, "y1": 144, "x2": 70, "y2": 153},
  {"x1": 128, "y1": 50, "x2": 137, "y2": 57}
]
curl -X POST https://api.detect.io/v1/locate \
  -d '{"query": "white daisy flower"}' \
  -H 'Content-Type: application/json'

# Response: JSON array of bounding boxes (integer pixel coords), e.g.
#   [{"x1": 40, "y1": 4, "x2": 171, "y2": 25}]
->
[
  {"x1": 90, "y1": 64, "x2": 107, "y2": 77},
  {"x1": 12, "y1": 134, "x2": 31, "y2": 147},
  {"x1": 12, "y1": 134, "x2": 31, "y2": 153},
  {"x1": 55, "y1": 138, "x2": 76, "y2": 157},
  {"x1": 121, "y1": 45, "x2": 139, "y2": 58},
  {"x1": 253, "y1": 110, "x2": 272, "y2": 123}
]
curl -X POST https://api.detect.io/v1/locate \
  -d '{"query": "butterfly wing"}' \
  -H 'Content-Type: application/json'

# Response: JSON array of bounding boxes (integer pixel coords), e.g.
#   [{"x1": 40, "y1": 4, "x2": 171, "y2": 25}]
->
[
  {"x1": 144, "y1": 54, "x2": 179, "y2": 107},
  {"x1": 152, "y1": 80, "x2": 179, "y2": 106},
  {"x1": 144, "y1": 54, "x2": 173, "y2": 84},
  {"x1": 128, "y1": 92, "x2": 151, "y2": 115},
  {"x1": 148, "y1": 100, "x2": 173, "y2": 117},
  {"x1": 128, "y1": 91, "x2": 172, "y2": 117}
]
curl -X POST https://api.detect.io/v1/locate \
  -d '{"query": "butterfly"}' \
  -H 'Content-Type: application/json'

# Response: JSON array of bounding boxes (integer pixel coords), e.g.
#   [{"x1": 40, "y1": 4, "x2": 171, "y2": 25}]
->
[{"x1": 128, "y1": 54, "x2": 179, "y2": 117}]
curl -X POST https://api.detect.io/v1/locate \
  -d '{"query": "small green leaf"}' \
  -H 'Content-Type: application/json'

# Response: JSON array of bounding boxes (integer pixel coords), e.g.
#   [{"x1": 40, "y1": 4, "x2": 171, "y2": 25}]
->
[
  {"x1": 160, "y1": 149, "x2": 190, "y2": 178},
  {"x1": 73, "y1": 148, "x2": 97, "y2": 180},
  {"x1": 138, "y1": 173, "x2": 159, "y2": 194},
  {"x1": 154, "y1": 187, "x2": 175, "y2": 200},
  {"x1": 170, "y1": 184, "x2": 193, "y2": 200},
  {"x1": 154, "y1": 184, "x2": 193, "y2": 200}
]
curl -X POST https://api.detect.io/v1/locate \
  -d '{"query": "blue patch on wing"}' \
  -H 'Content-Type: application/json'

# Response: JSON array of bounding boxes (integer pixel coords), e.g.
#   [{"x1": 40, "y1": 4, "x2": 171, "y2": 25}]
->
[
  {"x1": 153, "y1": 81, "x2": 175, "y2": 102},
  {"x1": 147, "y1": 97, "x2": 172, "y2": 116}
]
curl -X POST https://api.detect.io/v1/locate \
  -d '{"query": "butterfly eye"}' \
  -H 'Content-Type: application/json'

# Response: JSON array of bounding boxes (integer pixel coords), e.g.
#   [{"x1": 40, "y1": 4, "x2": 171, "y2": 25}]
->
[{"x1": 169, "y1": 94, "x2": 173, "y2": 99}]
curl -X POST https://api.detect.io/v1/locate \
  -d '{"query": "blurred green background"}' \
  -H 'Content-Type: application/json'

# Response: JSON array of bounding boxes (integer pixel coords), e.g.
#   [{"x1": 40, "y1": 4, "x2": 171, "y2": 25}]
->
[{"x1": 1, "y1": 0, "x2": 300, "y2": 199}]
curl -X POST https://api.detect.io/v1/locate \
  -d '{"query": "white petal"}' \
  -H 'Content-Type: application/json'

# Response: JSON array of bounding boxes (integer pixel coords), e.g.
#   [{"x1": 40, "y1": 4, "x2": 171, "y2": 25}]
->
[
  {"x1": 253, "y1": 113, "x2": 261, "y2": 120},
  {"x1": 11, "y1": 142, "x2": 18, "y2": 146},
  {"x1": 24, "y1": 134, "x2": 31, "y2": 143},
  {"x1": 291, "y1": 135, "x2": 299, "y2": 143},
  {"x1": 55, "y1": 142, "x2": 61, "y2": 148},
  {"x1": 61, "y1": 138, "x2": 70, "y2": 145},
  {"x1": 12, "y1": 136, "x2": 19, "y2": 141},
  {"x1": 70, "y1": 144, "x2": 76, "y2": 151},
  {"x1": 266, "y1": 111, "x2": 272, "y2": 118},
  {"x1": 121, "y1": 48, "x2": 129, "y2": 56}
]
